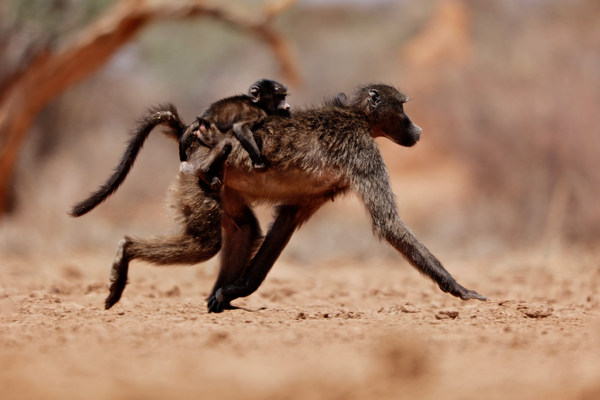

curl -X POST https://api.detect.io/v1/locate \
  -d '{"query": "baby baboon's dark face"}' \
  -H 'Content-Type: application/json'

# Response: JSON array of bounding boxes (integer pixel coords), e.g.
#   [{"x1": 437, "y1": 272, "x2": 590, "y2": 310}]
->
[
  {"x1": 354, "y1": 84, "x2": 422, "y2": 147},
  {"x1": 249, "y1": 79, "x2": 291, "y2": 117}
]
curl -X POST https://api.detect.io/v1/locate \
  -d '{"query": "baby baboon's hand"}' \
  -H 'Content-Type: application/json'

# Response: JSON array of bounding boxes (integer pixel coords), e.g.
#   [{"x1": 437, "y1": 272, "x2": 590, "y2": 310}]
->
[{"x1": 253, "y1": 157, "x2": 267, "y2": 172}]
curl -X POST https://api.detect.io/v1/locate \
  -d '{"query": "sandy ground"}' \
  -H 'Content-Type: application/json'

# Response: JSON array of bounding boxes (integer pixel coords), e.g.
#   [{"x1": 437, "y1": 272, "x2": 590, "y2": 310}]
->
[{"x1": 1, "y1": 248, "x2": 600, "y2": 400}]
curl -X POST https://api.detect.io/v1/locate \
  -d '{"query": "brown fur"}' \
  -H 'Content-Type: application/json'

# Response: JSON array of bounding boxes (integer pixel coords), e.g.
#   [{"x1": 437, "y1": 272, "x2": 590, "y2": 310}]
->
[{"x1": 72, "y1": 83, "x2": 487, "y2": 311}]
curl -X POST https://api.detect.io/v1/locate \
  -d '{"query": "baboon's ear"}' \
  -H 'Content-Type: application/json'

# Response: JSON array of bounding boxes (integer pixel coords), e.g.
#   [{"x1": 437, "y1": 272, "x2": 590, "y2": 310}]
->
[
  {"x1": 368, "y1": 89, "x2": 381, "y2": 108},
  {"x1": 249, "y1": 85, "x2": 261, "y2": 102}
]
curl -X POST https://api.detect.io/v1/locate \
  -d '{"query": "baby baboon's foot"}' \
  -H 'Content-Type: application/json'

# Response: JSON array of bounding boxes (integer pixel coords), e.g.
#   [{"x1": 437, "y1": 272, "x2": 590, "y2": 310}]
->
[{"x1": 179, "y1": 161, "x2": 196, "y2": 176}]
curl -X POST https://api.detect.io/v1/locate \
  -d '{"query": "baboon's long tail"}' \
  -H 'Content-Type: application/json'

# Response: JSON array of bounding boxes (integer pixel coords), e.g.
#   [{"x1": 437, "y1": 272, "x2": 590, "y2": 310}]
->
[{"x1": 69, "y1": 104, "x2": 186, "y2": 217}]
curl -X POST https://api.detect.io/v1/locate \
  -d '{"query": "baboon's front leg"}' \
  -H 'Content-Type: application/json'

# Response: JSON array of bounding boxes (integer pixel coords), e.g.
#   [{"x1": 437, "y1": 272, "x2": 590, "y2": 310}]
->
[
  {"x1": 105, "y1": 233, "x2": 221, "y2": 310},
  {"x1": 353, "y1": 159, "x2": 487, "y2": 302},
  {"x1": 211, "y1": 198, "x2": 327, "y2": 312}
]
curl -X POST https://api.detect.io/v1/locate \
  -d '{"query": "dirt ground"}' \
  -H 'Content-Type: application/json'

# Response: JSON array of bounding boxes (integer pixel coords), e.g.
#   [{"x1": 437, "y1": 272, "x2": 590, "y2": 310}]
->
[{"x1": 1, "y1": 247, "x2": 600, "y2": 400}]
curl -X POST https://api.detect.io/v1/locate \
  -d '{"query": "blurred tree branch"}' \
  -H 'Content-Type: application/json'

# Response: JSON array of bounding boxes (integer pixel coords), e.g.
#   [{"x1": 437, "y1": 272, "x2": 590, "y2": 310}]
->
[{"x1": 0, "y1": 0, "x2": 300, "y2": 215}]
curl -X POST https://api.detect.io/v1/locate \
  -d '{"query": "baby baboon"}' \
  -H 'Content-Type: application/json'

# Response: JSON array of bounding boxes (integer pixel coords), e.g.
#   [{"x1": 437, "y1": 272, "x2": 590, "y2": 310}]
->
[
  {"x1": 69, "y1": 79, "x2": 289, "y2": 217},
  {"x1": 179, "y1": 79, "x2": 290, "y2": 188},
  {"x1": 179, "y1": 118, "x2": 233, "y2": 190},
  {"x1": 71, "y1": 83, "x2": 487, "y2": 312}
]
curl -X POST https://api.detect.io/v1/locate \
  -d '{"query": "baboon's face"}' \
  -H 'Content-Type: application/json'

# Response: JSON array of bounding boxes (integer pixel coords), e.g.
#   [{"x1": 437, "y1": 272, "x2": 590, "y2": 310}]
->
[{"x1": 356, "y1": 85, "x2": 422, "y2": 147}]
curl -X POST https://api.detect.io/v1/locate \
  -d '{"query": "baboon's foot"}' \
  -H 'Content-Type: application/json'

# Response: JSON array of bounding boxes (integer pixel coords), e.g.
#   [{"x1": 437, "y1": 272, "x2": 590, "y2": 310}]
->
[
  {"x1": 208, "y1": 280, "x2": 257, "y2": 313},
  {"x1": 105, "y1": 279, "x2": 127, "y2": 309},
  {"x1": 105, "y1": 238, "x2": 130, "y2": 310},
  {"x1": 446, "y1": 282, "x2": 487, "y2": 301},
  {"x1": 207, "y1": 294, "x2": 225, "y2": 313}
]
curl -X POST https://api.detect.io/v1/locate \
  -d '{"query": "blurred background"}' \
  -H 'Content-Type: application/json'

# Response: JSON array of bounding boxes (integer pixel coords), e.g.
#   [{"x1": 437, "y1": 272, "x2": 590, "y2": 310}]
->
[{"x1": 0, "y1": 0, "x2": 599, "y2": 265}]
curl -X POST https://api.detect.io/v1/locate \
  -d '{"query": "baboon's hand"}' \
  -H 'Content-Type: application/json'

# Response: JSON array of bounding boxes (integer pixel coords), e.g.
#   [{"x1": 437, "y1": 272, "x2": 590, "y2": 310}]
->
[
  {"x1": 446, "y1": 282, "x2": 487, "y2": 301},
  {"x1": 207, "y1": 290, "x2": 243, "y2": 313},
  {"x1": 207, "y1": 293, "x2": 225, "y2": 313},
  {"x1": 207, "y1": 289, "x2": 236, "y2": 313}
]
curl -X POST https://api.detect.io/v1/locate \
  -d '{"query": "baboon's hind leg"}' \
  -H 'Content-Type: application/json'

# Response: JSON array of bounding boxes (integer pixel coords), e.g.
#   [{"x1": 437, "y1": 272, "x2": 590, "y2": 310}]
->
[
  {"x1": 206, "y1": 210, "x2": 262, "y2": 312},
  {"x1": 207, "y1": 188, "x2": 262, "y2": 312},
  {"x1": 105, "y1": 238, "x2": 131, "y2": 310},
  {"x1": 105, "y1": 233, "x2": 221, "y2": 310},
  {"x1": 211, "y1": 198, "x2": 328, "y2": 312}
]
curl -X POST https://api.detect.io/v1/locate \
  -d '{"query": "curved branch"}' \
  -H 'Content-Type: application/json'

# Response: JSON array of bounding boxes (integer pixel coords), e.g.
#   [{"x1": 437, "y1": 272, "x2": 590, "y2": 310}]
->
[{"x1": 0, "y1": 0, "x2": 300, "y2": 214}]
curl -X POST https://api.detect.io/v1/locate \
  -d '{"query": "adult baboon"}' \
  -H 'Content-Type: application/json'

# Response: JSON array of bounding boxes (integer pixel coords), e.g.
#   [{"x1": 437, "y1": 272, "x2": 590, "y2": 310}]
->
[
  {"x1": 205, "y1": 84, "x2": 487, "y2": 312},
  {"x1": 71, "y1": 83, "x2": 487, "y2": 312}
]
